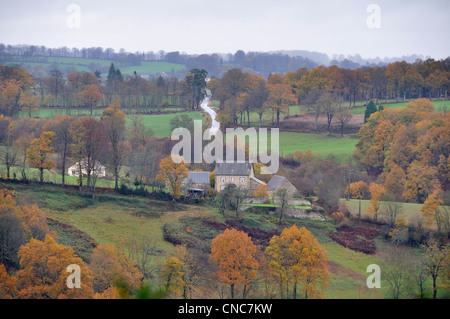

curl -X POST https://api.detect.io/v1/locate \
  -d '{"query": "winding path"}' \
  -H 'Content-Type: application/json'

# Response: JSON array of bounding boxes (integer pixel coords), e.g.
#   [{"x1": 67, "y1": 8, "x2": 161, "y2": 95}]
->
[{"x1": 199, "y1": 94, "x2": 220, "y2": 136}]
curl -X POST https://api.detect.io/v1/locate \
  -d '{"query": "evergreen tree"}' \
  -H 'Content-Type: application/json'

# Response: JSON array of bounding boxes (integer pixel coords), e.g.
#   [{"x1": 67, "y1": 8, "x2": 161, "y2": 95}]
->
[{"x1": 364, "y1": 100, "x2": 378, "y2": 123}]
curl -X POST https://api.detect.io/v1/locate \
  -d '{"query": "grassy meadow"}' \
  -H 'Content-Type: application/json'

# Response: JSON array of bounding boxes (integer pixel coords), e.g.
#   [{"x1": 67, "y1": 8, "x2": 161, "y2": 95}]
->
[
  {"x1": 228, "y1": 130, "x2": 357, "y2": 163},
  {"x1": 350, "y1": 99, "x2": 450, "y2": 114}
]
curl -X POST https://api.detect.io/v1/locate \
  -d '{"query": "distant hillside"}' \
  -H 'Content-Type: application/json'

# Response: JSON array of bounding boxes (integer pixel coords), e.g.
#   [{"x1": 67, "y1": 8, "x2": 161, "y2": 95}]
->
[{"x1": 0, "y1": 55, "x2": 186, "y2": 78}]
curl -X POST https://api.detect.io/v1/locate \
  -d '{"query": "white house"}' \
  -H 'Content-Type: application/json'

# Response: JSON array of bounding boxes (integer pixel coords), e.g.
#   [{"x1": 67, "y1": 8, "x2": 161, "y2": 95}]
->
[{"x1": 67, "y1": 160, "x2": 106, "y2": 178}]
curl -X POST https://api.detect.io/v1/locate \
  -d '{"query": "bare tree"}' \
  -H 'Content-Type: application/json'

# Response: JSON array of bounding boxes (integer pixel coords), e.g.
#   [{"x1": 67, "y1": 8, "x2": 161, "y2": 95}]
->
[
  {"x1": 381, "y1": 200, "x2": 404, "y2": 228},
  {"x1": 275, "y1": 188, "x2": 291, "y2": 223},
  {"x1": 422, "y1": 239, "x2": 449, "y2": 299},
  {"x1": 411, "y1": 254, "x2": 429, "y2": 299},
  {"x1": 384, "y1": 247, "x2": 413, "y2": 299},
  {"x1": 122, "y1": 234, "x2": 158, "y2": 279},
  {"x1": 318, "y1": 92, "x2": 339, "y2": 136},
  {"x1": 335, "y1": 109, "x2": 353, "y2": 137}
]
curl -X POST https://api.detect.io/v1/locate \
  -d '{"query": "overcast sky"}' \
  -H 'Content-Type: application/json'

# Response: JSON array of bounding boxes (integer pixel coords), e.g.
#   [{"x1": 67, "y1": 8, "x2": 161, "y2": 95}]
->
[{"x1": 0, "y1": 0, "x2": 449, "y2": 59}]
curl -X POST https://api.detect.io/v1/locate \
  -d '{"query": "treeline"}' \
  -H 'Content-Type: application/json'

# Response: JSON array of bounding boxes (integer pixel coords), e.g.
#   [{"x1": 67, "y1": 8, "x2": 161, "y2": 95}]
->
[
  {"x1": 210, "y1": 58, "x2": 449, "y2": 133},
  {"x1": 0, "y1": 64, "x2": 208, "y2": 114},
  {"x1": 0, "y1": 44, "x2": 319, "y2": 78}
]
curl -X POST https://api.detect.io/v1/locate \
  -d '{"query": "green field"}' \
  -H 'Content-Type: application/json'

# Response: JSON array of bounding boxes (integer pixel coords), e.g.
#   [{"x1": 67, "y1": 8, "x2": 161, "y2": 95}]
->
[
  {"x1": 229, "y1": 130, "x2": 357, "y2": 162},
  {"x1": 341, "y1": 198, "x2": 450, "y2": 230},
  {"x1": 17, "y1": 107, "x2": 204, "y2": 138},
  {"x1": 138, "y1": 111, "x2": 204, "y2": 137},
  {"x1": 0, "y1": 55, "x2": 186, "y2": 75},
  {"x1": 350, "y1": 100, "x2": 450, "y2": 114}
]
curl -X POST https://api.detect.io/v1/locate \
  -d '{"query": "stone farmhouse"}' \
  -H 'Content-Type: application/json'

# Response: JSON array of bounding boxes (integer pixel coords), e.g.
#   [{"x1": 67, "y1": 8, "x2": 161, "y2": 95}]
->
[
  {"x1": 266, "y1": 175, "x2": 298, "y2": 196},
  {"x1": 67, "y1": 160, "x2": 106, "y2": 178},
  {"x1": 181, "y1": 171, "x2": 211, "y2": 196},
  {"x1": 214, "y1": 162, "x2": 265, "y2": 192}
]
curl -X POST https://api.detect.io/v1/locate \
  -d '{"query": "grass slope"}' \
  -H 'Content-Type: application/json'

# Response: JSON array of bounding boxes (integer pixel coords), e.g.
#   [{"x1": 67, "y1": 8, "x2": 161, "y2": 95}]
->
[{"x1": 5, "y1": 182, "x2": 449, "y2": 299}]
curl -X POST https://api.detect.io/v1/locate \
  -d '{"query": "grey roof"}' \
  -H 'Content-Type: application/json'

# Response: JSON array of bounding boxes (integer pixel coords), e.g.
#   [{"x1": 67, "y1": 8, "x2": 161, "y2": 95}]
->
[
  {"x1": 250, "y1": 176, "x2": 266, "y2": 185},
  {"x1": 182, "y1": 172, "x2": 210, "y2": 184},
  {"x1": 215, "y1": 162, "x2": 252, "y2": 176},
  {"x1": 266, "y1": 175, "x2": 286, "y2": 191}
]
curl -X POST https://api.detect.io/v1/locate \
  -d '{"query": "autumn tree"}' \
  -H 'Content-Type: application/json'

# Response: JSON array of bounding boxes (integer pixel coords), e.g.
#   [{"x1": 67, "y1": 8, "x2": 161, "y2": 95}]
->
[
  {"x1": 264, "y1": 81, "x2": 297, "y2": 128},
  {"x1": 367, "y1": 183, "x2": 385, "y2": 222},
  {"x1": 26, "y1": 131, "x2": 56, "y2": 183},
  {"x1": 0, "y1": 190, "x2": 26, "y2": 270},
  {"x1": 18, "y1": 90, "x2": 39, "y2": 117},
  {"x1": 44, "y1": 115, "x2": 75, "y2": 187},
  {"x1": 101, "y1": 98, "x2": 127, "y2": 190},
  {"x1": 210, "y1": 229, "x2": 259, "y2": 299},
  {"x1": 0, "y1": 121, "x2": 18, "y2": 178},
  {"x1": 174, "y1": 245, "x2": 207, "y2": 299},
  {"x1": 421, "y1": 189, "x2": 443, "y2": 228},
  {"x1": 156, "y1": 156, "x2": 190, "y2": 199},
  {"x1": 16, "y1": 235, "x2": 94, "y2": 299},
  {"x1": 421, "y1": 239, "x2": 449, "y2": 299},
  {"x1": 253, "y1": 184, "x2": 268, "y2": 198},
  {"x1": 0, "y1": 263, "x2": 17, "y2": 299},
  {"x1": 81, "y1": 84, "x2": 103, "y2": 115},
  {"x1": 265, "y1": 225, "x2": 330, "y2": 299},
  {"x1": 160, "y1": 256, "x2": 185, "y2": 297},
  {"x1": 89, "y1": 243, "x2": 142, "y2": 298},
  {"x1": 345, "y1": 181, "x2": 369, "y2": 221}
]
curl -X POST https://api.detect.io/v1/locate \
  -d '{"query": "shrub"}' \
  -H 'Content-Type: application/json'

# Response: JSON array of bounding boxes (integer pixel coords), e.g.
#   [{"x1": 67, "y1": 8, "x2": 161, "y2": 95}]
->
[
  {"x1": 241, "y1": 217, "x2": 261, "y2": 228},
  {"x1": 162, "y1": 223, "x2": 198, "y2": 247},
  {"x1": 331, "y1": 211, "x2": 345, "y2": 224}
]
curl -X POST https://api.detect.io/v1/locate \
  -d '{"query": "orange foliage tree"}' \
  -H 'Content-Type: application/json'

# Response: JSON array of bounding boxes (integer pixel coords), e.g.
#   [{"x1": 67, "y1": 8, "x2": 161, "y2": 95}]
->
[
  {"x1": 156, "y1": 155, "x2": 190, "y2": 199},
  {"x1": 345, "y1": 181, "x2": 369, "y2": 221},
  {"x1": 0, "y1": 263, "x2": 17, "y2": 299},
  {"x1": 160, "y1": 256, "x2": 185, "y2": 297},
  {"x1": 26, "y1": 131, "x2": 56, "y2": 183},
  {"x1": 15, "y1": 235, "x2": 94, "y2": 299},
  {"x1": 421, "y1": 189, "x2": 444, "y2": 228},
  {"x1": 210, "y1": 228, "x2": 259, "y2": 299},
  {"x1": 265, "y1": 225, "x2": 329, "y2": 299},
  {"x1": 253, "y1": 184, "x2": 268, "y2": 198},
  {"x1": 81, "y1": 84, "x2": 103, "y2": 115},
  {"x1": 367, "y1": 183, "x2": 386, "y2": 222},
  {"x1": 89, "y1": 243, "x2": 142, "y2": 298}
]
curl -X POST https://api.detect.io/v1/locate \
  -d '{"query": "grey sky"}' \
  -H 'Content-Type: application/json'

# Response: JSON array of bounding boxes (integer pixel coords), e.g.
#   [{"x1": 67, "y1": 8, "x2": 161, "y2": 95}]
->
[{"x1": 0, "y1": 0, "x2": 449, "y2": 59}]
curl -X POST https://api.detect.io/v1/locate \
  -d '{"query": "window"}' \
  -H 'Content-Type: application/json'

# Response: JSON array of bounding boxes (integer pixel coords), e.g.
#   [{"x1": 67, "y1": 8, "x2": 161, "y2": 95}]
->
[
  {"x1": 220, "y1": 185, "x2": 225, "y2": 190},
  {"x1": 240, "y1": 177, "x2": 245, "y2": 183},
  {"x1": 231, "y1": 177, "x2": 235, "y2": 182},
  {"x1": 72, "y1": 170, "x2": 76, "y2": 175},
  {"x1": 220, "y1": 177, "x2": 226, "y2": 182}
]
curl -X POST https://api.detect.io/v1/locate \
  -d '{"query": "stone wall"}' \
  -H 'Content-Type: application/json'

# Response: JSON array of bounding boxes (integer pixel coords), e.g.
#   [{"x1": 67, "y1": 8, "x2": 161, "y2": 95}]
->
[
  {"x1": 273, "y1": 198, "x2": 312, "y2": 207},
  {"x1": 284, "y1": 208, "x2": 325, "y2": 221}
]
